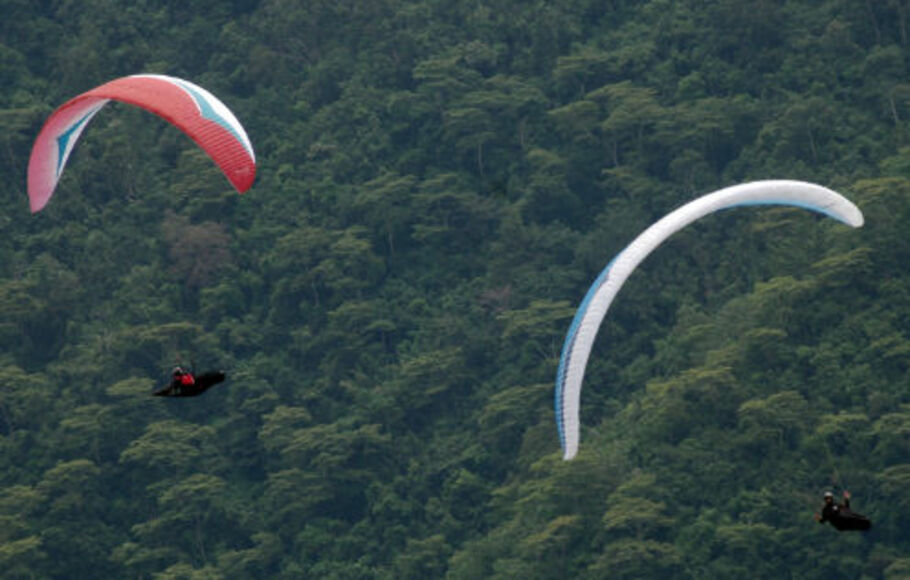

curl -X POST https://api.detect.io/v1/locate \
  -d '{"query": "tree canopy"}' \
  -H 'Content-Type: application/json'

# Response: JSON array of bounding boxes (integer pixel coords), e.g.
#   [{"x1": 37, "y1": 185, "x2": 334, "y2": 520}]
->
[{"x1": 1, "y1": 1, "x2": 908, "y2": 578}]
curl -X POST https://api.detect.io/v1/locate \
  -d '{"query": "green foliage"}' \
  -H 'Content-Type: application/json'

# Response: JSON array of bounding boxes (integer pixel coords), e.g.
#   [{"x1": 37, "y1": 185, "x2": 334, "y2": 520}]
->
[{"x1": 1, "y1": 0, "x2": 909, "y2": 577}]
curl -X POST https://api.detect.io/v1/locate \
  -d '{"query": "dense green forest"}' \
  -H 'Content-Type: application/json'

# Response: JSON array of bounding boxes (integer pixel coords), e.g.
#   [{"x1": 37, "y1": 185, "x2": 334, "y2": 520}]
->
[{"x1": 1, "y1": 0, "x2": 909, "y2": 578}]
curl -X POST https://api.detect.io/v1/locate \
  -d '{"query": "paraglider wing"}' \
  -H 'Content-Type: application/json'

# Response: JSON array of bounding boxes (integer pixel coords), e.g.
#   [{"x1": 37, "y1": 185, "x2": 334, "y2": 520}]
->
[
  {"x1": 556, "y1": 180, "x2": 864, "y2": 460},
  {"x1": 28, "y1": 74, "x2": 256, "y2": 212}
]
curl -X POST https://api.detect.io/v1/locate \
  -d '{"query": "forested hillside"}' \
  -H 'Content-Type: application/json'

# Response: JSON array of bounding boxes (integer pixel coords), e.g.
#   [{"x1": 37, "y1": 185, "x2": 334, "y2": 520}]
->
[{"x1": 1, "y1": 1, "x2": 908, "y2": 578}]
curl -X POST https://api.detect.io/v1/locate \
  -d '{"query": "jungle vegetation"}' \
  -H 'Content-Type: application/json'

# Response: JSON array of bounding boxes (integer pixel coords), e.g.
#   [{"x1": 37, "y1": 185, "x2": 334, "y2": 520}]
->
[{"x1": 0, "y1": 0, "x2": 909, "y2": 578}]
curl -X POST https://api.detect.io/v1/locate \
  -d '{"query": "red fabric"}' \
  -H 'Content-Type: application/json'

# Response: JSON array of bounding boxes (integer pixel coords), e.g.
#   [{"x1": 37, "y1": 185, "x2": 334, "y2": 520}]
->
[
  {"x1": 28, "y1": 74, "x2": 256, "y2": 212},
  {"x1": 180, "y1": 374, "x2": 195, "y2": 386},
  {"x1": 80, "y1": 76, "x2": 256, "y2": 193}
]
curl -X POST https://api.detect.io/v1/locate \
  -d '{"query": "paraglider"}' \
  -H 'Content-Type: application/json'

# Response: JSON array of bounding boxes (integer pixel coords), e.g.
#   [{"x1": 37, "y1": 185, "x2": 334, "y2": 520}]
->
[
  {"x1": 28, "y1": 74, "x2": 256, "y2": 212},
  {"x1": 815, "y1": 490, "x2": 872, "y2": 531},
  {"x1": 153, "y1": 366, "x2": 226, "y2": 397},
  {"x1": 555, "y1": 180, "x2": 865, "y2": 460}
]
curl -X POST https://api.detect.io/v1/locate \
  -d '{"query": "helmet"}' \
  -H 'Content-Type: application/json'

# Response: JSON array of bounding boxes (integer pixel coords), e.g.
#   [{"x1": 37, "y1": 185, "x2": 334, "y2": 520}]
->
[
  {"x1": 824, "y1": 491, "x2": 834, "y2": 499},
  {"x1": 173, "y1": 366, "x2": 184, "y2": 376}
]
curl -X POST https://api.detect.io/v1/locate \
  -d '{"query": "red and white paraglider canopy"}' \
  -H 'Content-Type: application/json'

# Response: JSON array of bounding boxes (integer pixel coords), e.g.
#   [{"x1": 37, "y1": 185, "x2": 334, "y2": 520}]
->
[{"x1": 28, "y1": 74, "x2": 256, "y2": 212}]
